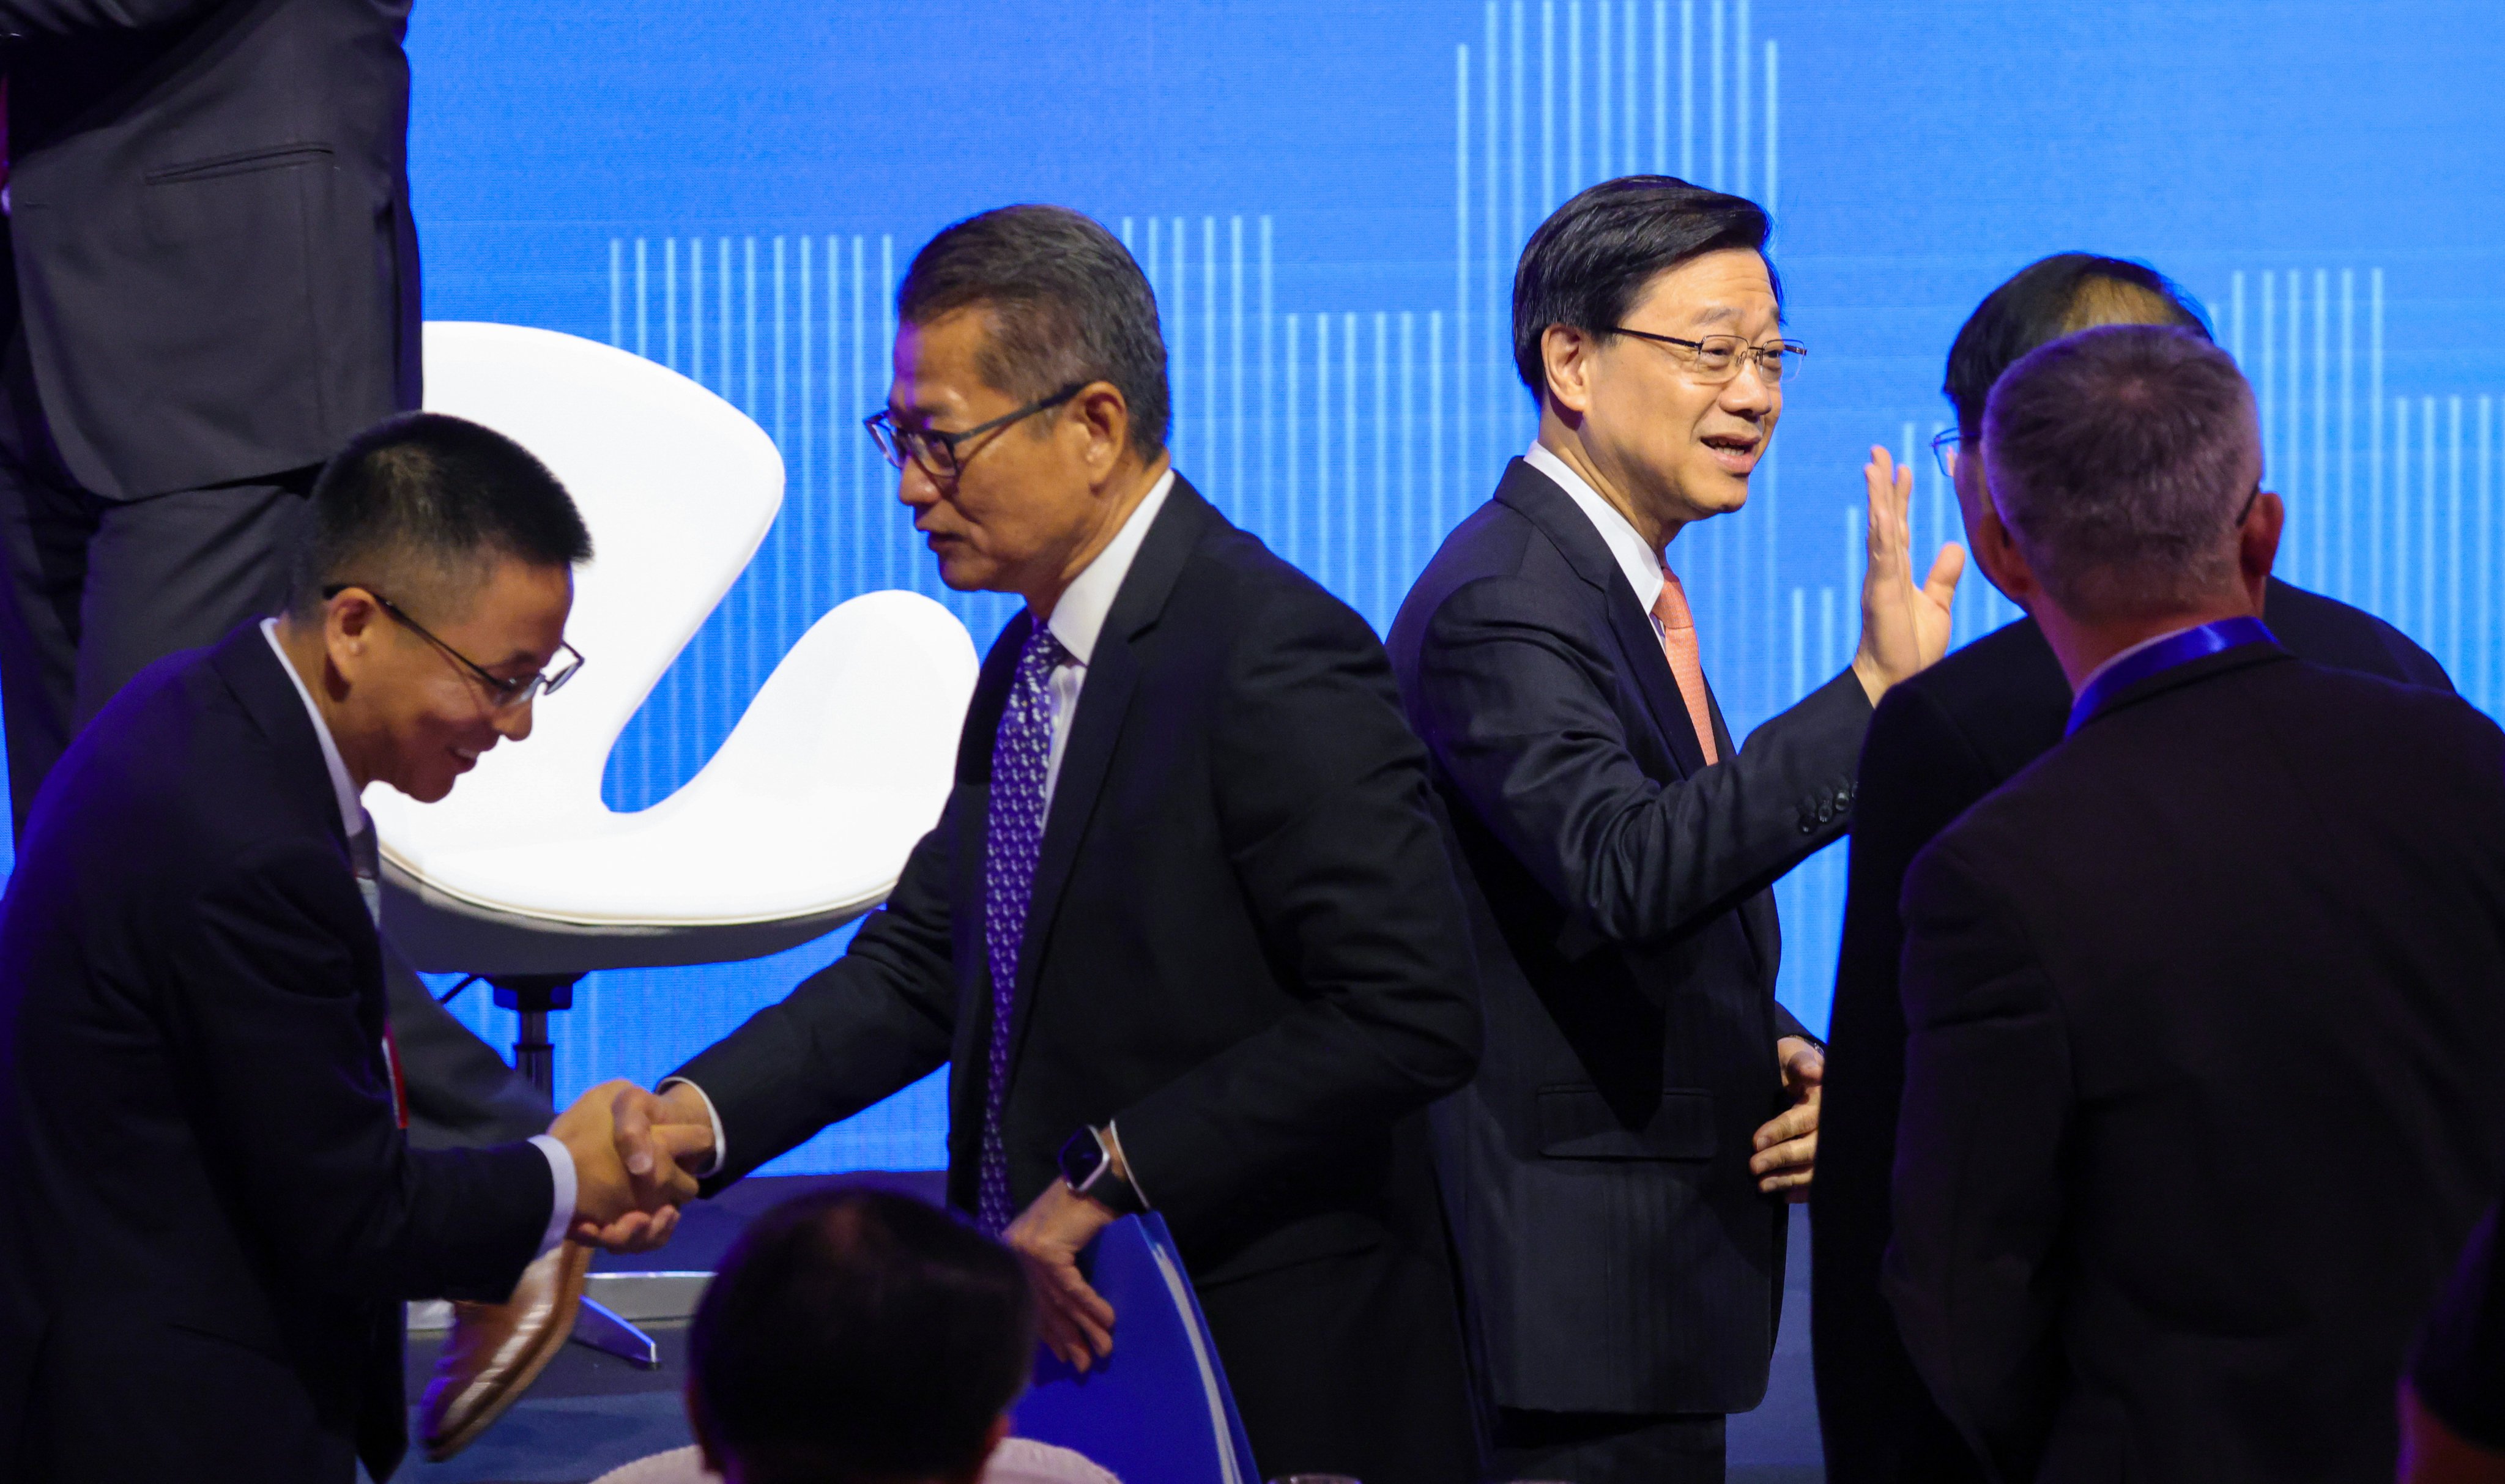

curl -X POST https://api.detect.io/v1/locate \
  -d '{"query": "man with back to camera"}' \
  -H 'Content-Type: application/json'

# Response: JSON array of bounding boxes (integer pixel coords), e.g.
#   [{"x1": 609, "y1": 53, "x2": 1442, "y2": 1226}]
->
[
  {"x1": 1385, "y1": 175, "x2": 1963, "y2": 1482},
  {"x1": 1809, "y1": 253, "x2": 2451, "y2": 1484},
  {"x1": 0, "y1": 412, "x2": 702, "y2": 1482},
  {"x1": 1886, "y1": 324, "x2": 2505, "y2": 1482},
  {"x1": 683, "y1": 1188, "x2": 1041, "y2": 1484},
  {"x1": 602, "y1": 204, "x2": 1486, "y2": 1484}
]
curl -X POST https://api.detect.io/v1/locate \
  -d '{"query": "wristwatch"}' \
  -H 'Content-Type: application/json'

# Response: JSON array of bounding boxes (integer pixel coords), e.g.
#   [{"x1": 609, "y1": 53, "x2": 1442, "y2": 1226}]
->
[{"x1": 1057, "y1": 1125, "x2": 1148, "y2": 1215}]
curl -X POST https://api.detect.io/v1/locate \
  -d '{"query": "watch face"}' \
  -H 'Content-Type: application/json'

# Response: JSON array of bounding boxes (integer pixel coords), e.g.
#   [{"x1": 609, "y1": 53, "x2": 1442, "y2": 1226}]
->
[{"x1": 1058, "y1": 1129, "x2": 1107, "y2": 1189}]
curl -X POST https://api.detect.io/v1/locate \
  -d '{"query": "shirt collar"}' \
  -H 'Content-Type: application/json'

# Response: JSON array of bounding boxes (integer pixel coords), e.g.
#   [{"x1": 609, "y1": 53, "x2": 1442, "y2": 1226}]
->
[
  {"x1": 2073, "y1": 621, "x2": 2203, "y2": 698},
  {"x1": 1042, "y1": 467, "x2": 1176, "y2": 666},
  {"x1": 261, "y1": 618, "x2": 366, "y2": 839},
  {"x1": 2065, "y1": 615, "x2": 2279, "y2": 737},
  {"x1": 1524, "y1": 441, "x2": 1668, "y2": 615}
]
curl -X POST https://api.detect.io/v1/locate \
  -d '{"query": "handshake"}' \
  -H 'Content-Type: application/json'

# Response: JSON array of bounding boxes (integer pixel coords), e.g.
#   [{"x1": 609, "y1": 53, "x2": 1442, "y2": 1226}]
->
[{"x1": 544, "y1": 1079, "x2": 724, "y2": 1252}]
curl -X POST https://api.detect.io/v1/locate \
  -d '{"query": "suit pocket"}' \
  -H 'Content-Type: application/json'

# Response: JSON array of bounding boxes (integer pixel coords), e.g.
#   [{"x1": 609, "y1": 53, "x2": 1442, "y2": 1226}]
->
[
  {"x1": 141, "y1": 143, "x2": 334, "y2": 247},
  {"x1": 1537, "y1": 1084, "x2": 1716, "y2": 1160}
]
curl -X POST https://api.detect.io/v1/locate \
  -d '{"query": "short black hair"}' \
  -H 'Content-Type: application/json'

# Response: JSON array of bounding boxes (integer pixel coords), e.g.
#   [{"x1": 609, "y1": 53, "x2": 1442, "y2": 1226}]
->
[
  {"x1": 287, "y1": 412, "x2": 591, "y2": 621},
  {"x1": 1943, "y1": 253, "x2": 2209, "y2": 438},
  {"x1": 688, "y1": 1189, "x2": 1036, "y2": 1484},
  {"x1": 1512, "y1": 175, "x2": 1778, "y2": 405},
  {"x1": 897, "y1": 204, "x2": 1170, "y2": 458}
]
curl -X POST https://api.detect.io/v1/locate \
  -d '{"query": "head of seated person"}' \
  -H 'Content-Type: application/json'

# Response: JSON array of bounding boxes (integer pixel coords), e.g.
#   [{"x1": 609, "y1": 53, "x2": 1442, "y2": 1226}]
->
[
  {"x1": 687, "y1": 1188, "x2": 1037, "y2": 1484},
  {"x1": 1971, "y1": 324, "x2": 2281, "y2": 688},
  {"x1": 275, "y1": 410, "x2": 592, "y2": 803},
  {"x1": 1940, "y1": 254, "x2": 2210, "y2": 565}
]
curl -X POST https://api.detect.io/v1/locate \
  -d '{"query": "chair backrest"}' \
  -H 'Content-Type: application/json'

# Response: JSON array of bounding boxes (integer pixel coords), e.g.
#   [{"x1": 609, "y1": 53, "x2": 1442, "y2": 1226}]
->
[
  {"x1": 383, "y1": 320, "x2": 783, "y2": 839},
  {"x1": 1012, "y1": 1215, "x2": 1259, "y2": 1484}
]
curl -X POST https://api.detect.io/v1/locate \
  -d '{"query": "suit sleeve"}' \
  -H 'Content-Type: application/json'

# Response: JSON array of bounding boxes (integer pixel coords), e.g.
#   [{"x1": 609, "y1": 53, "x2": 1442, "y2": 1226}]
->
[
  {"x1": 1883, "y1": 831, "x2": 2073, "y2": 1482},
  {"x1": 1110, "y1": 588, "x2": 1482, "y2": 1231},
  {"x1": 166, "y1": 840, "x2": 551, "y2": 1304},
  {"x1": 1411, "y1": 573, "x2": 1869, "y2": 946},
  {"x1": 1824, "y1": 683, "x2": 2003, "y2": 1177},
  {"x1": 670, "y1": 795, "x2": 963, "y2": 1189}
]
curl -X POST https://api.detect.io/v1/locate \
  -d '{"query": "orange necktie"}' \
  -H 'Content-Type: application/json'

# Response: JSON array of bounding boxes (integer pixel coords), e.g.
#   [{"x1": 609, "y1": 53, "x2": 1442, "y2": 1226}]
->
[{"x1": 1652, "y1": 571, "x2": 1719, "y2": 765}]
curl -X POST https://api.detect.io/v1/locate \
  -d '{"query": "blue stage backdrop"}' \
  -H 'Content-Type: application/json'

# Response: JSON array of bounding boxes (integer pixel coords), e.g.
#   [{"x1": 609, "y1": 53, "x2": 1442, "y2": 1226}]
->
[{"x1": 29, "y1": 1, "x2": 2498, "y2": 1175}]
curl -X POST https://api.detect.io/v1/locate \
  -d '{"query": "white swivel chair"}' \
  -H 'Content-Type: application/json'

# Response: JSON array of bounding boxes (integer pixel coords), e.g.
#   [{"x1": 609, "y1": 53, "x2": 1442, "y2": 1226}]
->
[{"x1": 374, "y1": 322, "x2": 978, "y2": 1356}]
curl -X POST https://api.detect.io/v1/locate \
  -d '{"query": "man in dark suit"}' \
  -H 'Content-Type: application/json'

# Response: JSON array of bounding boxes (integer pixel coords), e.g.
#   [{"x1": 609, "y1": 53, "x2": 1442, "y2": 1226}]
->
[
  {"x1": 1, "y1": 9, "x2": 566, "y2": 1381},
  {"x1": 1887, "y1": 324, "x2": 2505, "y2": 1482},
  {"x1": 0, "y1": 413, "x2": 692, "y2": 1482},
  {"x1": 1811, "y1": 254, "x2": 2450, "y2": 1484},
  {"x1": 1386, "y1": 176, "x2": 1962, "y2": 1482},
  {"x1": 609, "y1": 206, "x2": 1484, "y2": 1484}
]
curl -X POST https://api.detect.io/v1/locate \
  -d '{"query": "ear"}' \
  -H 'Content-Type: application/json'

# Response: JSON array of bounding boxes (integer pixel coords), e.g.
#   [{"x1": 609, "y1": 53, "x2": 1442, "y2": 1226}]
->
[
  {"x1": 1970, "y1": 497, "x2": 2045, "y2": 613},
  {"x1": 1070, "y1": 381, "x2": 1134, "y2": 479},
  {"x1": 321, "y1": 587, "x2": 385, "y2": 695},
  {"x1": 1540, "y1": 324, "x2": 1602, "y2": 420},
  {"x1": 2238, "y1": 490, "x2": 2284, "y2": 614}
]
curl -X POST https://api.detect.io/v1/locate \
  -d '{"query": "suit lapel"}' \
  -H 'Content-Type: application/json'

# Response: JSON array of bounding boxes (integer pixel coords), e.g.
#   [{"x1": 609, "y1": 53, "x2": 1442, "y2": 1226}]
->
[
  {"x1": 1002, "y1": 477, "x2": 1217, "y2": 1070},
  {"x1": 207, "y1": 623, "x2": 355, "y2": 854},
  {"x1": 1495, "y1": 460, "x2": 1709, "y2": 778}
]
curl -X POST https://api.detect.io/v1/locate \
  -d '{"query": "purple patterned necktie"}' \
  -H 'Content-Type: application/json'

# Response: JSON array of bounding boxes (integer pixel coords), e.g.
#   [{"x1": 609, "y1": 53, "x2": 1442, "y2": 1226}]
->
[{"x1": 976, "y1": 620, "x2": 1072, "y2": 1233}]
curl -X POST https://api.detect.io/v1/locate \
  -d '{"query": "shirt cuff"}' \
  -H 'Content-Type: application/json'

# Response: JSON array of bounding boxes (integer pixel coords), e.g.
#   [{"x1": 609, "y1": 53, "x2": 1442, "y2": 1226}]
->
[
  {"x1": 1105, "y1": 1120, "x2": 1152, "y2": 1211},
  {"x1": 658, "y1": 1077, "x2": 728, "y2": 1179},
  {"x1": 528, "y1": 1133, "x2": 576, "y2": 1257}
]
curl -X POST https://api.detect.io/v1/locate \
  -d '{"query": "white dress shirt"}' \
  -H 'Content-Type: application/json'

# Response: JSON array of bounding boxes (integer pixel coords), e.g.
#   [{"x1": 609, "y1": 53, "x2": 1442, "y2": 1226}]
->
[
  {"x1": 260, "y1": 621, "x2": 577, "y2": 1256},
  {"x1": 666, "y1": 468, "x2": 1179, "y2": 1187},
  {"x1": 1525, "y1": 441, "x2": 1672, "y2": 639}
]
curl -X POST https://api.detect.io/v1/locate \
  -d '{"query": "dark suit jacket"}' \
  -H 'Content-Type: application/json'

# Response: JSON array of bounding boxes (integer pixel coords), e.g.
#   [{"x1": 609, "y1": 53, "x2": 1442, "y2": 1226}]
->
[
  {"x1": 1887, "y1": 645, "x2": 2505, "y2": 1483},
  {"x1": 0, "y1": 0, "x2": 420, "y2": 499},
  {"x1": 1813, "y1": 581, "x2": 2449, "y2": 1482},
  {"x1": 674, "y1": 478, "x2": 1483, "y2": 1481},
  {"x1": 0, "y1": 626, "x2": 552, "y2": 1483},
  {"x1": 1385, "y1": 458, "x2": 1865, "y2": 1416}
]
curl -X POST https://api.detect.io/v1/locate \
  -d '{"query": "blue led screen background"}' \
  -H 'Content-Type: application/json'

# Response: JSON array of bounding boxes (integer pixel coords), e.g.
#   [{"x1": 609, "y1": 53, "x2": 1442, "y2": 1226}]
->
[{"x1": 143, "y1": 1, "x2": 2505, "y2": 1173}]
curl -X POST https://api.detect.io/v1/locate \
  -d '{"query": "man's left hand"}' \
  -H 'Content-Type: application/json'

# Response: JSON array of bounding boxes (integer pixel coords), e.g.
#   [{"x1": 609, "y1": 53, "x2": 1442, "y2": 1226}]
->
[
  {"x1": 1751, "y1": 1036, "x2": 1824, "y2": 1201},
  {"x1": 1002, "y1": 1180, "x2": 1119, "y2": 1371}
]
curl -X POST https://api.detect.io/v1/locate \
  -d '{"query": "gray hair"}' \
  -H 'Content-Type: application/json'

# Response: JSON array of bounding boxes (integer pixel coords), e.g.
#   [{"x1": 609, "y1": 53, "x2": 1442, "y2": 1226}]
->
[
  {"x1": 1981, "y1": 324, "x2": 2259, "y2": 620},
  {"x1": 896, "y1": 205, "x2": 1170, "y2": 458}
]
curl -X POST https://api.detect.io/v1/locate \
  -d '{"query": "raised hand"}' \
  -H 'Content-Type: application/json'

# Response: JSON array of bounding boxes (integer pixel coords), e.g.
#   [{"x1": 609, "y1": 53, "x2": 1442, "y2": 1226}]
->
[
  {"x1": 548, "y1": 1079, "x2": 707, "y2": 1251},
  {"x1": 1850, "y1": 444, "x2": 1965, "y2": 703}
]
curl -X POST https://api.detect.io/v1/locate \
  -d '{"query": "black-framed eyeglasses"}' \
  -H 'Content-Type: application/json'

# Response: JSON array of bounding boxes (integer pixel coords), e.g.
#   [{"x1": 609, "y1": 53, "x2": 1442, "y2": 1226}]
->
[
  {"x1": 1930, "y1": 426, "x2": 1965, "y2": 480},
  {"x1": 864, "y1": 382, "x2": 1089, "y2": 481},
  {"x1": 1610, "y1": 328, "x2": 1806, "y2": 385},
  {"x1": 322, "y1": 584, "x2": 584, "y2": 713}
]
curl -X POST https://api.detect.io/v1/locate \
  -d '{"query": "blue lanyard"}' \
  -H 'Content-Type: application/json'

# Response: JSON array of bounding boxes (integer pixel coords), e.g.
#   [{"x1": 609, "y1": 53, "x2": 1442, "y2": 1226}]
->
[{"x1": 2065, "y1": 617, "x2": 2277, "y2": 737}]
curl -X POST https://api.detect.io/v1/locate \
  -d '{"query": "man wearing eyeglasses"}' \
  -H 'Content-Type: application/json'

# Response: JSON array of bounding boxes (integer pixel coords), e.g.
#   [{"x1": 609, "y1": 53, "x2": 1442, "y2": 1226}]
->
[
  {"x1": 0, "y1": 412, "x2": 701, "y2": 1483},
  {"x1": 608, "y1": 205, "x2": 1485, "y2": 1484},
  {"x1": 1384, "y1": 176, "x2": 1961, "y2": 1482}
]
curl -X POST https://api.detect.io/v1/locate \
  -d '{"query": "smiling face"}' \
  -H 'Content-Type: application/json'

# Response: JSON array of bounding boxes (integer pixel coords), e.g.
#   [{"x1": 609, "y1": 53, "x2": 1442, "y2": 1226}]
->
[
  {"x1": 1553, "y1": 248, "x2": 1784, "y2": 538},
  {"x1": 325, "y1": 557, "x2": 574, "y2": 803}
]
